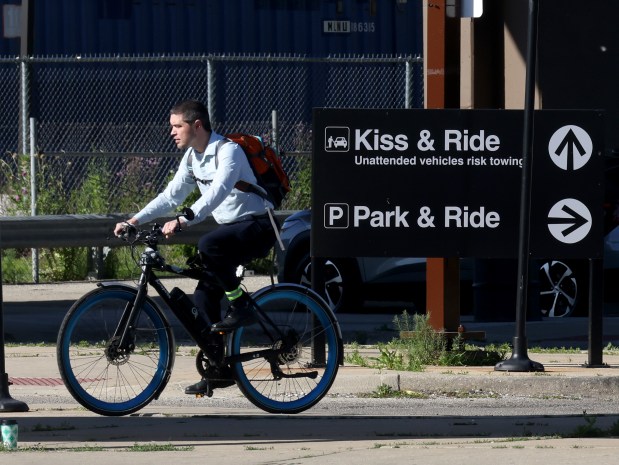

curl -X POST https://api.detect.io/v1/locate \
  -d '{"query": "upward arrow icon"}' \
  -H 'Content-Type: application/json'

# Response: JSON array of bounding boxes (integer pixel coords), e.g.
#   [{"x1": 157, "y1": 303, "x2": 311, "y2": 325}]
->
[
  {"x1": 548, "y1": 125, "x2": 592, "y2": 171},
  {"x1": 554, "y1": 128, "x2": 586, "y2": 171}
]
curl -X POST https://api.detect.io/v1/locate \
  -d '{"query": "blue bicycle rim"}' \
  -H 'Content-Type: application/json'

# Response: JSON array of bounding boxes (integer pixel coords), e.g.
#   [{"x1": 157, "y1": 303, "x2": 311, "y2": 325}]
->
[{"x1": 59, "y1": 289, "x2": 171, "y2": 414}]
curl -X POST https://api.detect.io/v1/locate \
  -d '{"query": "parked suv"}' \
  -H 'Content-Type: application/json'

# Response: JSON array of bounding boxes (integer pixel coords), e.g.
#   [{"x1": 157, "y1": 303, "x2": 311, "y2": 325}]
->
[{"x1": 275, "y1": 209, "x2": 619, "y2": 317}]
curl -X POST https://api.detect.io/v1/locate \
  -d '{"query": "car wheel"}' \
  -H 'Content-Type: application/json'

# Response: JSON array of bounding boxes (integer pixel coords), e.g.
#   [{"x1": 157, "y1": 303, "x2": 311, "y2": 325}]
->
[
  {"x1": 539, "y1": 260, "x2": 578, "y2": 317},
  {"x1": 292, "y1": 254, "x2": 361, "y2": 313}
]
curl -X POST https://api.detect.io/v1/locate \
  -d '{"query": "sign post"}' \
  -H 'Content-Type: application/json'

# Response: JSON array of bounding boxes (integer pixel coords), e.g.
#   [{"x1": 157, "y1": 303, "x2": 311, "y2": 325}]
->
[
  {"x1": 495, "y1": 0, "x2": 542, "y2": 372},
  {"x1": 0, "y1": 237, "x2": 29, "y2": 411}
]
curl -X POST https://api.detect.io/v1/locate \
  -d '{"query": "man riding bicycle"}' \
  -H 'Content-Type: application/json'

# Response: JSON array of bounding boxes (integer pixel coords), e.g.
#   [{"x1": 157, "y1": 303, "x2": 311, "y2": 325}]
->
[{"x1": 113, "y1": 99, "x2": 277, "y2": 395}]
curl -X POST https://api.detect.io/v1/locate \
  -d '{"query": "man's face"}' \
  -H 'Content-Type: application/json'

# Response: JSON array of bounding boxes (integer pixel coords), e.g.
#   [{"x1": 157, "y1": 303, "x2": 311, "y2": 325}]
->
[{"x1": 170, "y1": 113, "x2": 197, "y2": 150}]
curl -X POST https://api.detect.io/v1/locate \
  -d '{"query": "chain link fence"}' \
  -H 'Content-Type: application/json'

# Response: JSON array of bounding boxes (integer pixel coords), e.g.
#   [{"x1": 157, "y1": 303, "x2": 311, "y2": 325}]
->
[{"x1": 0, "y1": 54, "x2": 423, "y2": 216}]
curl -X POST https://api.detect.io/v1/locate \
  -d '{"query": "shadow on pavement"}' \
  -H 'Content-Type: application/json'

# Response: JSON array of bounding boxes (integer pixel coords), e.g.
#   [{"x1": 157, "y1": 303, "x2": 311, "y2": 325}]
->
[{"x1": 12, "y1": 412, "x2": 619, "y2": 446}]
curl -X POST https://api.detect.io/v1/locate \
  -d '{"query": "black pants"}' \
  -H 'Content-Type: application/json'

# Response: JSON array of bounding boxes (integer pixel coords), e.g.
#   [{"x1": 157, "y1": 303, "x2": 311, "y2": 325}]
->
[{"x1": 193, "y1": 214, "x2": 277, "y2": 324}]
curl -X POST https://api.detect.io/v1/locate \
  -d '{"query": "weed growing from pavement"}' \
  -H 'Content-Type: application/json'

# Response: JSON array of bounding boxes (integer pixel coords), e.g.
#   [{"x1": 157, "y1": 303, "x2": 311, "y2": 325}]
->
[
  {"x1": 563, "y1": 411, "x2": 619, "y2": 438},
  {"x1": 362, "y1": 383, "x2": 428, "y2": 399},
  {"x1": 67, "y1": 446, "x2": 106, "y2": 452},
  {"x1": 0, "y1": 443, "x2": 192, "y2": 453},
  {"x1": 344, "y1": 311, "x2": 508, "y2": 371},
  {"x1": 127, "y1": 443, "x2": 193, "y2": 452},
  {"x1": 5, "y1": 342, "x2": 55, "y2": 348}
]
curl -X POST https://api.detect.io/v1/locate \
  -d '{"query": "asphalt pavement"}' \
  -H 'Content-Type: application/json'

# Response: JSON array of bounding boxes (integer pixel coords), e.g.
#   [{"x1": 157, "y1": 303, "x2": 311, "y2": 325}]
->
[{"x1": 2, "y1": 277, "x2": 619, "y2": 464}]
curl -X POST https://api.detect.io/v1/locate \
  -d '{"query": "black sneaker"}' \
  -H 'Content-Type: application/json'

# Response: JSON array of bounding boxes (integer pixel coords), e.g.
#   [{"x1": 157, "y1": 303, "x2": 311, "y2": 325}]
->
[
  {"x1": 211, "y1": 293, "x2": 257, "y2": 333},
  {"x1": 185, "y1": 366, "x2": 235, "y2": 395}
]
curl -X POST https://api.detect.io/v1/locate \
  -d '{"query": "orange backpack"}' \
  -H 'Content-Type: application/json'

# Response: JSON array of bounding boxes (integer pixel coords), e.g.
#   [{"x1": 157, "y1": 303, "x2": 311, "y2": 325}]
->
[
  {"x1": 226, "y1": 133, "x2": 291, "y2": 208},
  {"x1": 188, "y1": 133, "x2": 291, "y2": 208}
]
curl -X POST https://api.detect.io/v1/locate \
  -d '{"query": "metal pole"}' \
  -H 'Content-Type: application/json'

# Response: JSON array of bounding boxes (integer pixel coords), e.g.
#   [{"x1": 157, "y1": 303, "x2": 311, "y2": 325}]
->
[
  {"x1": 207, "y1": 58, "x2": 215, "y2": 125},
  {"x1": 3, "y1": 5, "x2": 33, "y2": 409},
  {"x1": 405, "y1": 59, "x2": 412, "y2": 109},
  {"x1": 587, "y1": 258, "x2": 605, "y2": 366},
  {"x1": 20, "y1": 60, "x2": 29, "y2": 156},
  {"x1": 495, "y1": 0, "x2": 543, "y2": 372},
  {"x1": 271, "y1": 110, "x2": 279, "y2": 152},
  {"x1": 0, "y1": 229, "x2": 30, "y2": 412},
  {"x1": 310, "y1": 257, "x2": 326, "y2": 365},
  {"x1": 30, "y1": 117, "x2": 38, "y2": 283}
]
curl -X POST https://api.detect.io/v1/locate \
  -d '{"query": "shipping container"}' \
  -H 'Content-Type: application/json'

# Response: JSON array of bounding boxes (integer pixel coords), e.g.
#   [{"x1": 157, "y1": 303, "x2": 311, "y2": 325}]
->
[{"x1": 1, "y1": 0, "x2": 422, "y2": 56}]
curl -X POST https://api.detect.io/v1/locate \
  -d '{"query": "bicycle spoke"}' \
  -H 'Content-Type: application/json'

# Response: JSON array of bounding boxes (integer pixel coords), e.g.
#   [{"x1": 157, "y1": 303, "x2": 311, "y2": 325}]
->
[
  {"x1": 231, "y1": 285, "x2": 340, "y2": 414},
  {"x1": 57, "y1": 288, "x2": 174, "y2": 416}
]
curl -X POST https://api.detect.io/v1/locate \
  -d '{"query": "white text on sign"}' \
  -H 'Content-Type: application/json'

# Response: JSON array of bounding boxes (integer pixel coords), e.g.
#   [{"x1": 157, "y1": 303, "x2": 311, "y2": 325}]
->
[
  {"x1": 444, "y1": 130, "x2": 500, "y2": 151},
  {"x1": 444, "y1": 206, "x2": 500, "y2": 228},
  {"x1": 324, "y1": 204, "x2": 501, "y2": 229}
]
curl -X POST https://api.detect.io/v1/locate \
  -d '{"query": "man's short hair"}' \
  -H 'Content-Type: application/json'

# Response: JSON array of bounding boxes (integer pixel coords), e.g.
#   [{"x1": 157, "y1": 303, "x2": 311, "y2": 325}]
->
[{"x1": 170, "y1": 100, "x2": 212, "y2": 132}]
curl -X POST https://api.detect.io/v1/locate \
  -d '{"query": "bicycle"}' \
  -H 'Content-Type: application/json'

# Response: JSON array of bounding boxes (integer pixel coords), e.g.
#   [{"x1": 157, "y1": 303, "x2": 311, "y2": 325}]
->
[{"x1": 56, "y1": 208, "x2": 343, "y2": 417}]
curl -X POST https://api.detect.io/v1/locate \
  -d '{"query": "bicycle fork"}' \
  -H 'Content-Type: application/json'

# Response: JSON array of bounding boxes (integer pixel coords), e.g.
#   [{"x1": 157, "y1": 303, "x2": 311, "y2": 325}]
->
[{"x1": 109, "y1": 269, "x2": 152, "y2": 356}]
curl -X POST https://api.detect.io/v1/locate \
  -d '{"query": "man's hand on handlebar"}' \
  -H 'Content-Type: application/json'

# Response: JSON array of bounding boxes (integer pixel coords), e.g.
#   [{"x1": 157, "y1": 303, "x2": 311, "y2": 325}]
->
[
  {"x1": 114, "y1": 219, "x2": 138, "y2": 237},
  {"x1": 162, "y1": 218, "x2": 186, "y2": 239},
  {"x1": 113, "y1": 209, "x2": 192, "y2": 240}
]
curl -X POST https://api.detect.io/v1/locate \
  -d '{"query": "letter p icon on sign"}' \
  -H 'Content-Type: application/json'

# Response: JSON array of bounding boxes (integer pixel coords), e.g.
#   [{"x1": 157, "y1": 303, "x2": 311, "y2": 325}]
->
[{"x1": 324, "y1": 203, "x2": 349, "y2": 229}]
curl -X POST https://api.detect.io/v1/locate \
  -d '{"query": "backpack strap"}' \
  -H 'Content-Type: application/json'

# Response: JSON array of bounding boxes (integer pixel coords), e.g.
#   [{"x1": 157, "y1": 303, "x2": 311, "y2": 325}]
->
[
  {"x1": 186, "y1": 138, "x2": 284, "y2": 250},
  {"x1": 187, "y1": 139, "x2": 268, "y2": 200},
  {"x1": 187, "y1": 139, "x2": 230, "y2": 185}
]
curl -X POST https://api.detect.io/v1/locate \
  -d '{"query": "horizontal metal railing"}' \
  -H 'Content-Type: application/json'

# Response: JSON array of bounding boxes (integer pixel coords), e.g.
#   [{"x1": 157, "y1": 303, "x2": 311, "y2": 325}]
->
[{"x1": 0, "y1": 211, "x2": 295, "y2": 249}]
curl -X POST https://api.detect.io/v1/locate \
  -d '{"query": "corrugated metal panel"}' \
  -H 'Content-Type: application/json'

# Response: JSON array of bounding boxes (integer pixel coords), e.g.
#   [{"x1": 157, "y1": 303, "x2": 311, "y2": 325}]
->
[{"x1": 0, "y1": 0, "x2": 422, "y2": 56}]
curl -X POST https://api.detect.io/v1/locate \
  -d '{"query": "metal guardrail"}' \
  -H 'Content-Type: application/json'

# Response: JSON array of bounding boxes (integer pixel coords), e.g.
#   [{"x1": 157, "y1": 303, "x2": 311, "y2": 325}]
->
[{"x1": 0, "y1": 211, "x2": 294, "y2": 249}]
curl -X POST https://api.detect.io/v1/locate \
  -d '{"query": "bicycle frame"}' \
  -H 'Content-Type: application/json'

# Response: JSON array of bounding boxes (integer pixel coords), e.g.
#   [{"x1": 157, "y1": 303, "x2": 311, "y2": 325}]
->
[{"x1": 109, "y1": 240, "x2": 316, "y2": 372}]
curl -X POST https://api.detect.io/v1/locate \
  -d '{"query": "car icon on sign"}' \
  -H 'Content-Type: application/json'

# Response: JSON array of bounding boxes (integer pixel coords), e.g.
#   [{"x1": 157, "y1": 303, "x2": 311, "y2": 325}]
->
[{"x1": 333, "y1": 136, "x2": 348, "y2": 149}]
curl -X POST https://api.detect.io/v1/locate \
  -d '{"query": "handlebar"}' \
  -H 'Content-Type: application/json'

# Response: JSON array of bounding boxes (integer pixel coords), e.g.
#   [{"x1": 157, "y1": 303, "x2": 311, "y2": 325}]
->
[{"x1": 117, "y1": 207, "x2": 195, "y2": 246}]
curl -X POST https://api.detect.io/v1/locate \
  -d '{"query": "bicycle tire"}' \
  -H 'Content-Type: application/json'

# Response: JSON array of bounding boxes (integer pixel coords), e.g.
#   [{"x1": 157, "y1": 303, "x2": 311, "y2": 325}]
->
[
  {"x1": 229, "y1": 284, "x2": 341, "y2": 414},
  {"x1": 56, "y1": 285, "x2": 175, "y2": 416}
]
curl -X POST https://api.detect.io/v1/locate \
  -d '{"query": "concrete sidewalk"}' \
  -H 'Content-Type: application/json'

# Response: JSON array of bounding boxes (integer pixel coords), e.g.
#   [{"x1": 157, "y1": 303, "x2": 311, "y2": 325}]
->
[
  {"x1": 3, "y1": 276, "x2": 619, "y2": 403},
  {"x1": 2, "y1": 277, "x2": 619, "y2": 464},
  {"x1": 2, "y1": 344, "x2": 619, "y2": 465}
]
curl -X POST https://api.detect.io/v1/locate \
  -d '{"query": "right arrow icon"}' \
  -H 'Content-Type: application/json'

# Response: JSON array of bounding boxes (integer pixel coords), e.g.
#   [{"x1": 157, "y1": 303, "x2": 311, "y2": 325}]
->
[{"x1": 547, "y1": 198, "x2": 592, "y2": 244}]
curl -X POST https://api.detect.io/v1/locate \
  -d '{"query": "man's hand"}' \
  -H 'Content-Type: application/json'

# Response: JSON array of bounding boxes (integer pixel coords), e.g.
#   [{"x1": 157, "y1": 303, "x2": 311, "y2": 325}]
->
[
  {"x1": 162, "y1": 219, "x2": 186, "y2": 238},
  {"x1": 114, "y1": 219, "x2": 138, "y2": 237}
]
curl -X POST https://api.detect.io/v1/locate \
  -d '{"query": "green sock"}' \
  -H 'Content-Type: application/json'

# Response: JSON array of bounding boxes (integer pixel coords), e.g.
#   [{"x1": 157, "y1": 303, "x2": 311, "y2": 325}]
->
[{"x1": 225, "y1": 287, "x2": 243, "y2": 302}]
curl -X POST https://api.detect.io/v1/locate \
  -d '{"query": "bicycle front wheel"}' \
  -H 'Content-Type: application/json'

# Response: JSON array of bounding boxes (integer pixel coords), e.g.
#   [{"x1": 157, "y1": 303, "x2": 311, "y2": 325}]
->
[
  {"x1": 56, "y1": 285, "x2": 175, "y2": 416},
  {"x1": 230, "y1": 284, "x2": 341, "y2": 414}
]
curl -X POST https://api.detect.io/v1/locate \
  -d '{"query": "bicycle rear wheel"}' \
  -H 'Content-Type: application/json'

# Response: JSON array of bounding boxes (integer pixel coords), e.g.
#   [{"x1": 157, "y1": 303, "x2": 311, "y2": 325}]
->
[
  {"x1": 56, "y1": 285, "x2": 175, "y2": 416},
  {"x1": 229, "y1": 284, "x2": 341, "y2": 414}
]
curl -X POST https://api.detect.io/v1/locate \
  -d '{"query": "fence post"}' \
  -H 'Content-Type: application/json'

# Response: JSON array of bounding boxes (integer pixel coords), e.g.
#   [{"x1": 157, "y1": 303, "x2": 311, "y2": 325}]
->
[
  {"x1": 405, "y1": 59, "x2": 413, "y2": 109},
  {"x1": 207, "y1": 57, "x2": 215, "y2": 125},
  {"x1": 29, "y1": 117, "x2": 38, "y2": 283},
  {"x1": 20, "y1": 59, "x2": 29, "y2": 156},
  {"x1": 272, "y1": 110, "x2": 279, "y2": 152}
]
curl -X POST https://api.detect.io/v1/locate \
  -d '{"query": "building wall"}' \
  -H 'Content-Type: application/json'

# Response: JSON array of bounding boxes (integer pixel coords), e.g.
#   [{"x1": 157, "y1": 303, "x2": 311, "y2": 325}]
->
[{"x1": 1, "y1": 0, "x2": 423, "y2": 56}]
